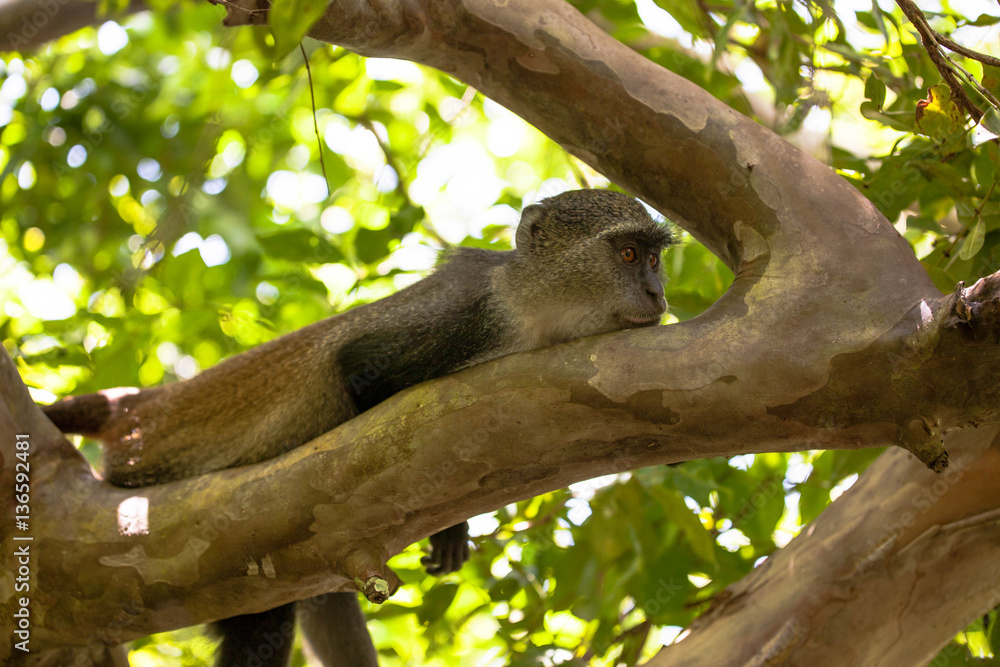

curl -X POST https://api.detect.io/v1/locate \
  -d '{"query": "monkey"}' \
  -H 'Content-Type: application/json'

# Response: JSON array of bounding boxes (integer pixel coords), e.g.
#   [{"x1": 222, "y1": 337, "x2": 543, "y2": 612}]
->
[{"x1": 41, "y1": 188, "x2": 673, "y2": 667}]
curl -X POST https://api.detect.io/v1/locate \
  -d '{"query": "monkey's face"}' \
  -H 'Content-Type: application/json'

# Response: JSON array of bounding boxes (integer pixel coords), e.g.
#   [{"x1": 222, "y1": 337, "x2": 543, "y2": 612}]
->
[
  {"x1": 607, "y1": 236, "x2": 668, "y2": 328},
  {"x1": 509, "y1": 189, "x2": 672, "y2": 345},
  {"x1": 567, "y1": 233, "x2": 667, "y2": 335},
  {"x1": 525, "y1": 234, "x2": 668, "y2": 344}
]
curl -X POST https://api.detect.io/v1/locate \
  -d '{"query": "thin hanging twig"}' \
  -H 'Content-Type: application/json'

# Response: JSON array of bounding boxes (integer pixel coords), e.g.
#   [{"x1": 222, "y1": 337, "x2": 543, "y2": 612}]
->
[
  {"x1": 300, "y1": 42, "x2": 331, "y2": 195},
  {"x1": 344, "y1": 112, "x2": 450, "y2": 248}
]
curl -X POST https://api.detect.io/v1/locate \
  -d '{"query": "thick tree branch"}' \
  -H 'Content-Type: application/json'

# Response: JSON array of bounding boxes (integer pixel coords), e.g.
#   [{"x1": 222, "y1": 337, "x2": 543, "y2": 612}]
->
[
  {"x1": 303, "y1": 2, "x2": 923, "y2": 283},
  {"x1": 9, "y1": 267, "x2": 1000, "y2": 648},
  {"x1": 0, "y1": 0, "x2": 145, "y2": 51}
]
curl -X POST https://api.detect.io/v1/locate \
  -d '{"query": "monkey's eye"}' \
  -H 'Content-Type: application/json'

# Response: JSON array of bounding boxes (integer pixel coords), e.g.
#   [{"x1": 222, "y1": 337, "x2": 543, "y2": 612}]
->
[
  {"x1": 621, "y1": 246, "x2": 639, "y2": 264},
  {"x1": 649, "y1": 254, "x2": 658, "y2": 269}
]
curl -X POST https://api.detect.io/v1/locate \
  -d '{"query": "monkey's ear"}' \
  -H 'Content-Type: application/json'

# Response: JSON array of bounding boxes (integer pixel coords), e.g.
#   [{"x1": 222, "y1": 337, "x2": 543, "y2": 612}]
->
[{"x1": 515, "y1": 204, "x2": 547, "y2": 250}]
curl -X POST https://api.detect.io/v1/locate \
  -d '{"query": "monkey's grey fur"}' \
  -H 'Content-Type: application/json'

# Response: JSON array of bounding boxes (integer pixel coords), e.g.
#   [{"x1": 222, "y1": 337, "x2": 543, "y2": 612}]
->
[{"x1": 43, "y1": 188, "x2": 673, "y2": 667}]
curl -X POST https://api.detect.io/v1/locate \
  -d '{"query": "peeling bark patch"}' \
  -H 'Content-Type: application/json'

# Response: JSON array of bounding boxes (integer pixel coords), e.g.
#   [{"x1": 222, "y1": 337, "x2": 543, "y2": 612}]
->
[
  {"x1": 624, "y1": 389, "x2": 676, "y2": 423},
  {"x1": 587, "y1": 363, "x2": 643, "y2": 403},
  {"x1": 731, "y1": 128, "x2": 768, "y2": 174},
  {"x1": 920, "y1": 300, "x2": 933, "y2": 325},
  {"x1": 569, "y1": 382, "x2": 625, "y2": 412},
  {"x1": 532, "y1": 27, "x2": 620, "y2": 82},
  {"x1": 623, "y1": 80, "x2": 708, "y2": 132},
  {"x1": 734, "y1": 221, "x2": 768, "y2": 262},
  {"x1": 261, "y1": 554, "x2": 276, "y2": 578},
  {"x1": 749, "y1": 168, "x2": 782, "y2": 211},
  {"x1": 98, "y1": 539, "x2": 209, "y2": 586},
  {"x1": 516, "y1": 49, "x2": 560, "y2": 74},
  {"x1": 655, "y1": 114, "x2": 697, "y2": 146},
  {"x1": 580, "y1": 57, "x2": 622, "y2": 84},
  {"x1": 309, "y1": 432, "x2": 413, "y2": 500},
  {"x1": 750, "y1": 616, "x2": 807, "y2": 664}
]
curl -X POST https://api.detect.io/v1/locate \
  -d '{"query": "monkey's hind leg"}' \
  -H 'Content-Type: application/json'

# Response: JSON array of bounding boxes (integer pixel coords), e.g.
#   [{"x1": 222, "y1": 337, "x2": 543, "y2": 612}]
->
[
  {"x1": 298, "y1": 592, "x2": 378, "y2": 666},
  {"x1": 214, "y1": 603, "x2": 296, "y2": 667}
]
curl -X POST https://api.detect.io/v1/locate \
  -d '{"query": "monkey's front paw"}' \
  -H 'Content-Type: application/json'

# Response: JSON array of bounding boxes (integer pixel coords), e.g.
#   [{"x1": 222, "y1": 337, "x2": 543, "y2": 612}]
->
[{"x1": 421, "y1": 521, "x2": 470, "y2": 575}]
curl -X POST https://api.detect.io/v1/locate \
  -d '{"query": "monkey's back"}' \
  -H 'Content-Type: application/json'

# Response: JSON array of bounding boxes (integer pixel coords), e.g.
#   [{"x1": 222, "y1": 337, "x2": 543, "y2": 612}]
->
[{"x1": 82, "y1": 247, "x2": 513, "y2": 487}]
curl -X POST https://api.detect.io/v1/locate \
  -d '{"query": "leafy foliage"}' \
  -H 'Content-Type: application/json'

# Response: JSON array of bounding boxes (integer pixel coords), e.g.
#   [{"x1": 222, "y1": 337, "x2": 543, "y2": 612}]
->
[{"x1": 3, "y1": 0, "x2": 1000, "y2": 664}]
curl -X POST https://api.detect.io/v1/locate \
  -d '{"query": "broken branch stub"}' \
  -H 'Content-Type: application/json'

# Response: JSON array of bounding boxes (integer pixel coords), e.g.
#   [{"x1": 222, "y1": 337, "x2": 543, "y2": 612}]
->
[{"x1": 949, "y1": 273, "x2": 1000, "y2": 344}]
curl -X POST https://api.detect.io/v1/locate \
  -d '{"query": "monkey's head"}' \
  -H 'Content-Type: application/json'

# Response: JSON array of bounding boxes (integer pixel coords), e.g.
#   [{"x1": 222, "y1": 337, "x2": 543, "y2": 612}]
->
[{"x1": 507, "y1": 189, "x2": 674, "y2": 344}]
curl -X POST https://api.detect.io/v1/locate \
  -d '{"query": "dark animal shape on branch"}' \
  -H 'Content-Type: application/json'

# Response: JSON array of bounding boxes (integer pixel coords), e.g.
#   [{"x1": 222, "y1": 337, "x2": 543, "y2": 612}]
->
[{"x1": 43, "y1": 188, "x2": 674, "y2": 666}]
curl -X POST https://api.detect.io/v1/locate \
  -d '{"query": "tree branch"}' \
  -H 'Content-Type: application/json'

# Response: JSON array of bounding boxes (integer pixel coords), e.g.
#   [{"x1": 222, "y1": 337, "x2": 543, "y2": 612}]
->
[
  {"x1": 10, "y1": 267, "x2": 1000, "y2": 646},
  {"x1": 650, "y1": 426, "x2": 1000, "y2": 666},
  {"x1": 304, "y1": 1, "x2": 923, "y2": 283},
  {"x1": 934, "y1": 31, "x2": 1000, "y2": 69},
  {"x1": 896, "y1": 0, "x2": 983, "y2": 120}
]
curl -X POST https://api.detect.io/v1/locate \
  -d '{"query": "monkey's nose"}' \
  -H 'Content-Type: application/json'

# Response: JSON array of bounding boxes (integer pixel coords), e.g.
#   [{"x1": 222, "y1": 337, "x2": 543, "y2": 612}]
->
[{"x1": 647, "y1": 288, "x2": 667, "y2": 313}]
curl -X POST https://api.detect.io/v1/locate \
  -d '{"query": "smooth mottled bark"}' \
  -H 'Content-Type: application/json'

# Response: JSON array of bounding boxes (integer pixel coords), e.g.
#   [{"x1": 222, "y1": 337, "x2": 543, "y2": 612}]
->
[{"x1": 5, "y1": 1, "x2": 1000, "y2": 665}]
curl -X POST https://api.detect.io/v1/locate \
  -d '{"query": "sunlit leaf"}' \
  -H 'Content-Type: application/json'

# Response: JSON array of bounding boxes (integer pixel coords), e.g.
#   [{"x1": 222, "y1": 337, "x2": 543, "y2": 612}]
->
[
  {"x1": 915, "y1": 84, "x2": 965, "y2": 139},
  {"x1": 973, "y1": 108, "x2": 1000, "y2": 147}
]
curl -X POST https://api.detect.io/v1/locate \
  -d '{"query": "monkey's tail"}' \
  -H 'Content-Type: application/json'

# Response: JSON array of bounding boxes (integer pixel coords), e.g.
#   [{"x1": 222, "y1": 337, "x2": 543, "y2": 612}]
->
[{"x1": 299, "y1": 593, "x2": 379, "y2": 666}]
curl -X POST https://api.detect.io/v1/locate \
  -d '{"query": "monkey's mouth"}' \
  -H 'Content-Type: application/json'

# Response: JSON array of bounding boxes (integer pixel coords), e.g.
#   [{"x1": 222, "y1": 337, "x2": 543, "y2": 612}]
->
[{"x1": 623, "y1": 315, "x2": 661, "y2": 325}]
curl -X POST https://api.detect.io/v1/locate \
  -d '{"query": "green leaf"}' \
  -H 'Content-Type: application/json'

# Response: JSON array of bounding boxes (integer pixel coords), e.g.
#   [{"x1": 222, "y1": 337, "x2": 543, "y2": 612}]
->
[
  {"x1": 257, "y1": 229, "x2": 343, "y2": 263},
  {"x1": 870, "y1": 1, "x2": 890, "y2": 40},
  {"x1": 859, "y1": 102, "x2": 915, "y2": 132},
  {"x1": 354, "y1": 227, "x2": 395, "y2": 264},
  {"x1": 972, "y1": 148, "x2": 997, "y2": 188},
  {"x1": 488, "y1": 578, "x2": 521, "y2": 602},
  {"x1": 389, "y1": 203, "x2": 426, "y2": 234},
  {"x1": 417, "y1": 583, "x2": 458, "y2": 625},
  {"x1": 905, "y1": 214, "x2": 942, "y2": 233},
  {"x1": 269, "y1": 0, "x2": 329, "y2": 61},
  {"x1": 710, "y1": 7, "x2": 746, "y2": 70},
  {"x1": 988, "y1": 609, "x2": 1000, "y2": 653},
  {"x1": 982, "y1": 65, "x2": 1000, "y2": 99},
  {"x1": 334, "y1": 75, "x2": 372, "y2": 116},
  {"x1": 914, "y1": 84, "x2": 965, "y2": 139},
  {"x1": 968, "y1": 13, "x2": 1000, "y2": 26},
  {"x1": 957, "y1": 199, "x2": 976, "y2": 227},
  {"x1": 649, "y1": 485, "x2": 717, "y2": 566},
  {"x1": 19, "y1": 346, "x2": 92, "y2": 368},
  {"x1": 864, "y1": 74, "x2": 886, "y2": 111},
  {"x1": 959, "y1": 218, "x2": 985, "y2": 260}
]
